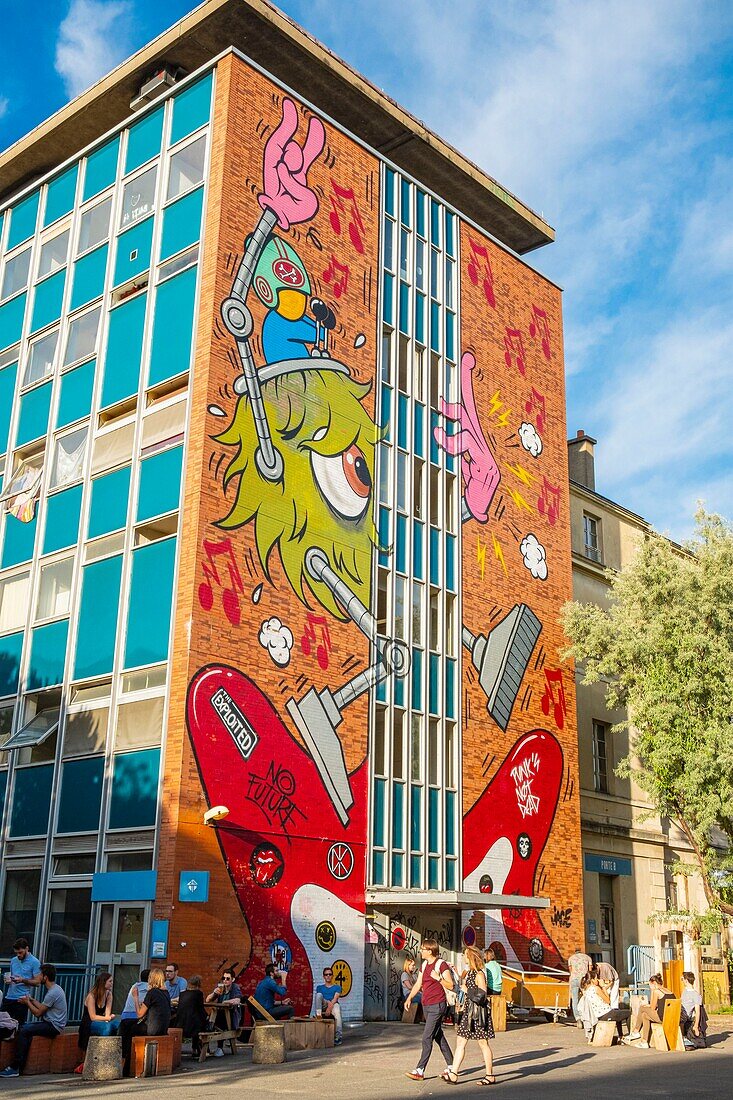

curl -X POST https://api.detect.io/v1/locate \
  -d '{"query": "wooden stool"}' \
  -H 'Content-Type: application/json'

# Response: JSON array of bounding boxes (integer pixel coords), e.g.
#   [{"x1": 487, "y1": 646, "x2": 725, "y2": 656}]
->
[
  {"x1": 82, "y1": 1036, "x2": 123, "y2": 1081},
  {"x1": 252, "y1": 1023, "x2": 287, "y2": 1064},
  {"x1": 283, "y1": 1017, "x2": 334, "y2": 1051},
  {"x1": 490, "y1": 997, "x2": 507, "y2": 1033},
  {"x1": 591, "y1": 1020, "x2": 617, "y2": 1047},
  {"x1": 49, "y1": 1030, "x2": 83, "y2": 1073},
  {"x1": 167, "y1": 1028, "x2": 183, "y2": 1068},
  {"x1": 131, "y1": 1034, "x2": 175, "y2": 1077}
]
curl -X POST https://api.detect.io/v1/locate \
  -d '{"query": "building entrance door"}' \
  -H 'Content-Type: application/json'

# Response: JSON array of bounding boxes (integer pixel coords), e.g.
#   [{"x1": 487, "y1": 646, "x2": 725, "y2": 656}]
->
[
  {"x1": 599, "y1": 874, "x2": 616, "y2": 967},
  {"x1": 94, "y1": 903, "x2": 149, "y2": 1014}
]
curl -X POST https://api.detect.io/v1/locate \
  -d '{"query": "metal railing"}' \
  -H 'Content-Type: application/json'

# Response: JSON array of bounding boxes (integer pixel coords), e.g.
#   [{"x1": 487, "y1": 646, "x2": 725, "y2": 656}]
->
[
  {"x1": 627, "y1": 944, "x2": 655, "y2": 990},
  {"x1": 1, "y1": 961, "x2": 96, "y2": 1026}
]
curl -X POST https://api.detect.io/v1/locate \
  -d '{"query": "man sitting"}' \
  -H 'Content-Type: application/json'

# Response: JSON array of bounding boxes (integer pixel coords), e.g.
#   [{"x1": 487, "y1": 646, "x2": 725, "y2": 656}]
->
[
  {"x1": 164, "y1": 963, "x2": 188, "y2": 1004},
  {"x1": 205, "y1": 970, "x2": 243, "y2": 1057},
  {"x1": 120, "y1": 969, "x2": 150, "y2": 1023},
  {"x1": 0, "y1": 964, "x2": 67, "y2": 1077},
  {"x1": 253, "y1": 964, "x2": 294, "y2": 1020},
  {"x1": 680, "y1": 971, "x2": 707, "y2": 1049},
  {"x1": 315, "y1": 967, "x2": 343, "y2": 1044}
]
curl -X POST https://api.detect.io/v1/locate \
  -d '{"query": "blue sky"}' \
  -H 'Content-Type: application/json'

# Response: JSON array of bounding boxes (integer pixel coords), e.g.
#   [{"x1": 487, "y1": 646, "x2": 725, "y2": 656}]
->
[{"x1": 2, "y1": 0, "x2": 732, "y2": 540}]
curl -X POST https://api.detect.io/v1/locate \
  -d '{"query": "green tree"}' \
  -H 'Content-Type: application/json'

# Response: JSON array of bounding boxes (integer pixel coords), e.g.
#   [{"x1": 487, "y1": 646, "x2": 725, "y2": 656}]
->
[{"x1": 562, "y1": 510, "x2": 733, "y2": 915}]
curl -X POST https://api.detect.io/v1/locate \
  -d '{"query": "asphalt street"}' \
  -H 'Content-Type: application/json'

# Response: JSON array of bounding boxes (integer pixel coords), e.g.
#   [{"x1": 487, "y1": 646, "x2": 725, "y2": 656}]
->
[{"x1": 1, "y1": 1017, "x2": 731, "y2": 1098}]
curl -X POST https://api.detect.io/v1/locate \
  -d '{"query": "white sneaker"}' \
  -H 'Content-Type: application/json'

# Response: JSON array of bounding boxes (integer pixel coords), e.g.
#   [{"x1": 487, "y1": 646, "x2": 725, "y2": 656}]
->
[
  {"x1": 627, "y1": 1030, "x2": 642, "y2": 1041},
  {"x1": 637, "y1": 1040, "x2": 649, "y2": 1049},
  {"x1": 214, "y1": 1048, "x2": 225, "y2": 1058}
]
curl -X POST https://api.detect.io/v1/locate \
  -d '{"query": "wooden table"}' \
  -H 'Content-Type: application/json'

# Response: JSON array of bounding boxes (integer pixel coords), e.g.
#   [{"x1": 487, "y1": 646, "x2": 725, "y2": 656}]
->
[{"x1": 200, "y1": 1003, "x2": 239, "y2": 1061}]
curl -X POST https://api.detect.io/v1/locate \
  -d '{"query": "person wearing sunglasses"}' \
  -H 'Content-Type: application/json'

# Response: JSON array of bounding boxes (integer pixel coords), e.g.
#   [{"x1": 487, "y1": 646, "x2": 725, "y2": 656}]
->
[{"x1": 315, "y1": 967, "x2": 343, "y2": 1045}]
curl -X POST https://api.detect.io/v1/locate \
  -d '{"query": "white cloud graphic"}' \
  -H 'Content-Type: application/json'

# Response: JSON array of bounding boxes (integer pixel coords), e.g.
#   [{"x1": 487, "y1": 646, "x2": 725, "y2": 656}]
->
[
  {"x1": 519, "y1": 422, "x2": 543, "y2": 458},
  {"x1": 259, "y1": 617, "x2": 294, "y2": 667},
  {"x1": 520, "y1": 533, "x2": 548, "y2": 581}
]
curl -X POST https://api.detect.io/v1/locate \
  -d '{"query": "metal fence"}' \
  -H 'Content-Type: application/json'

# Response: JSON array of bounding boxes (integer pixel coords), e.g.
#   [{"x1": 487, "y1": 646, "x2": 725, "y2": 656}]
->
[
  {"x1": 1, "y1": 961, "x2": 96, "y2": 1026},
  {"x1": 627, "y1": 944, "x2": 655, "y2": 990}
]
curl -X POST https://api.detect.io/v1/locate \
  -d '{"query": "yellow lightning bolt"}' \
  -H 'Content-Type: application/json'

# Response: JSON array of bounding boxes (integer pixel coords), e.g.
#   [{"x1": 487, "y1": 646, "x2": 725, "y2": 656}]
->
[
  {"x1": 493, "y1": 534, "x2": 508, "y2": 577},
  {"x1": 507, "y1": 486, "x2": 533, "y2": 513},
  {"x1": 477, "y1": 536, "x2": 487, "y2": 581},
  {"x1": 506, "y1": 462, "x2": 537, "y2": 487},
  {"x1": 488, "y1": 391, "x2": 502, "y2": 416},
  {"x1": 497, "y1": 408, "x2": 512, "y2": 427}
]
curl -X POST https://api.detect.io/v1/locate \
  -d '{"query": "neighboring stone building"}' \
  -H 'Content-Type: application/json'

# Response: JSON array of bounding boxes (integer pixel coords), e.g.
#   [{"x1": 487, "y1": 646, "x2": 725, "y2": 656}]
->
[{"x1": 568, "y1": 430, "x2": 730, "y2": 1007}]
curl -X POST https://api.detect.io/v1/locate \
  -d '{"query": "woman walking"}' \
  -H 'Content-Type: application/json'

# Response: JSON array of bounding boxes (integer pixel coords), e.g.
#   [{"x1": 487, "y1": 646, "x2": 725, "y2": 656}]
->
[{"x1": 444, "y1": 946, "x2": 495, "y2": 1086}]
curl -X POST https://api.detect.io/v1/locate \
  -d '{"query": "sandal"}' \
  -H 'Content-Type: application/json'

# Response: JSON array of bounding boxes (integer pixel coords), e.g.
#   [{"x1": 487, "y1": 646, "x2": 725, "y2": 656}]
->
[
  {"x1": 442, "y1": 1070, "x2": 458, "y2": 1083},
  {"x1": 478, "y1": 1076, "x2": 495, "y2": 1086}
]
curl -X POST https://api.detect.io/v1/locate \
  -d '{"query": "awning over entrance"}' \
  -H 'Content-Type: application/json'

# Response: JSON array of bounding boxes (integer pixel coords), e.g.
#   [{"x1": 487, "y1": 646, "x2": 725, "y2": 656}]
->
[{"x1": 366, "y1": 890, "x2": 549, "y2": 910}]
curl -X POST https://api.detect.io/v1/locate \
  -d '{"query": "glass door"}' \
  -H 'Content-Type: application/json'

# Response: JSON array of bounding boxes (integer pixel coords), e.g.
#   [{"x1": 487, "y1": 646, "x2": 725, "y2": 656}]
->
[{"x1": 95, "y1": 903, "x2": 149, "y2": 1013}]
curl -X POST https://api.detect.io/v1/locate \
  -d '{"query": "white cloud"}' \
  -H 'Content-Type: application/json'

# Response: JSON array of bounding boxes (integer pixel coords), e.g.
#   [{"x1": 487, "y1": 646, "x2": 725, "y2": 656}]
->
[
  {"x1": 55, "y1": 0, "x2": 133, "y2": 100},
  {"x1": 520, "y1": 533, "x2": 548, "y2": 580},
  {"x1": 259, "y1": 617, "x2": 294, "y2": 667}
]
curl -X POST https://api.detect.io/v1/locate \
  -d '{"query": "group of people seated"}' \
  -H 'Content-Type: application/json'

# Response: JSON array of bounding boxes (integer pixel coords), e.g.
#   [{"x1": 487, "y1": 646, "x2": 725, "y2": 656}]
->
[
  {"x1": 622, "y1": 971, "x2": 707, "y2": 1049},
  {"x1": 0, "y1": 940, "x2": 68, "y2": 1078}
]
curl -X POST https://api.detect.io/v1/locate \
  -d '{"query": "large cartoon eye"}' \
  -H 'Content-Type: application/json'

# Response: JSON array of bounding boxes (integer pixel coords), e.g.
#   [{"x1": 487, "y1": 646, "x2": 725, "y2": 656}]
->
[{"x1": 311, "y1": 443, "x2": 372, "y2": 520}]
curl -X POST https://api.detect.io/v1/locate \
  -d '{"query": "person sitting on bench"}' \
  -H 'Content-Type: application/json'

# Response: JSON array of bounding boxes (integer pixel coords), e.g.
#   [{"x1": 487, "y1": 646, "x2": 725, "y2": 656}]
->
[
  {"x1": 177, "y1": 975, "x2": 208, "y2": 1059},
  {"x1": 623, "y1": 974, "x2": 675, "y2": 1047},
  {"x1": 254, "y1": 964, "x2": 294, "y2": 1021},
  {"x1": 315, "y1": 967, "x2": 343, "y2": 1045},
  {"x1": 680, "y1": 972, "x2": 707, "y2": 1049},
  {"x1": 205, "y1": 969, "x2": 243, "y2": 1056},
  {"x1": 119, "y1": 967, "x2": 171, "y2": 1076},
  {"x1": 0, "y1": 964, "x2": 67, "y2": 1078}
]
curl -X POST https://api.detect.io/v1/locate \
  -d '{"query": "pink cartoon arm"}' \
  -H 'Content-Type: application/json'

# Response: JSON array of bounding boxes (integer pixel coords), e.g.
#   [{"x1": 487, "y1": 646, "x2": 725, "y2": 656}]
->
[
  {"x1": 433, "y1": 352, "x2": 500, "y2": 523},
  {"x1": 258, "y1": 98, "x2": 326, "y2": 231}
]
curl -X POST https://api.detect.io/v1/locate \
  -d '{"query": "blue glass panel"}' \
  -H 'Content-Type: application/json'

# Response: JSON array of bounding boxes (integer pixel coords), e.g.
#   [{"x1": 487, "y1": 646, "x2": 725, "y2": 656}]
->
[
  {"x1": 0, "y1": 361, "x2": 18, "y2": 453},
  {"x1": 446, "y1": 790, "x2": 456, "y2": 855},
  {"x1": 446, "y1": 534, "x2": 456, "y2": 592},
  {"x1": 109, "y1": 748, "x2": 160, "y2": 829},
  {"x1": 8, "y1": 191, "x2": 40, "y2": 250},
  {"x1": 170, "y1": 73, "x2": 212, "y2": 145},
  {"x1": 101, "y1": 292, "x2": 147, "y2": 407},
  {"x1": 10, "y1": 765, "x2": 52, "y2": 837},
  {"x1": 0, "y1": 631, "x2": 23, "y2": 696},
  {"x1": 88, "y1": 466, "x2": 130, "y2": 538},
  {"x1": 430, "y1": 300, "x2": 440, "y2": 352},
  {"x1": 114, "y1": 218, "x2": 154, "y2": 286},
  {"x1": 446, "y1": 212, "x2": 455, "y2": 257},
  {"x1": 395, "y1": 514, "x2": 406, "y2": 573},
  {"x1": 376, "y1": 677, "x2": 387, "y2": 704},
  {"x1": 1, "y1": 515, "x2": 37, "y2": 568},
  {"x1": 0, "y1": 771, "x2": 6, "y2": 817},
  {"x1": 378, "y1": 505, "x2": 389, "y2": 562},
  {"x1": 372, "y1": 850, "x2": 385, "y2": 885},
  {"x1": 384, "y1": 169, "x2": 395, "y2": 217},
  {"x1": 446, "y1": 311, "x2": 455, "y2": 362},
  {"x1": 414, "y1": 402, "x2": 424, "y2": 458},
  {"x1": 410, "y1": 784, "x2": 422, "y2": 850},
  {"x1": 400, "y1": 178, "x2": 411, "y2": 226},
  {"x1": 413, "y1": 520, "x2": 424, "y2": 580},
  {"x1": 160, "y1": 187, "x2": 203, "y2": 260},
  {"x1": 429, "y1": 652, "x2": 439, "y2": 714},
  {"x1": 70, "y1": 244, "x2": 108, "y2": 311},
  {"x1": 372, "y1": 777, "x2": 386, "y2": 846},
  {"x1": 382, "y1": 271, "x2": 394, "y2": 325},
  {"x1": 391, "y1": 852, "x2": 404, "y2": 887},
  {"x1": 45, "y1": 165, "x2": 78, "y2": 227},
  {"x1": 0, "y1": 293, "x2": 27, "y2": 351},
  {"x1": 27, "y1": 619, "x2": 69, "y2": 690},
  {"x1": 399, "y1": 282, "x2": 409, "y2": 334},
  {"x1": 137, "y1": 445, "x2": 182, "y2": 521},
  {"x1": 73, "y1": 554, "x2": 123, "y2": 680},
  {"x1": 148, "y1": 266, "x2": 197, "y2": 386},
  {"x1": 57, "y1": 360, "x2": 95, "y2": 428},
  {"x1": 430, "y1": 410, "x2": 440, "y2": 464},
  {"x1": 83, "y1": 137, "x2": 120, "y2": 201},
  {"x1": 446, "y1": 657, "x2": 456, "y2": 720},
  {"x1": 43, "y1": 484, "x2": 82, "y2": 555},
  {"x1": 15, "y1": 382, "x2": 52, "y2": 446},
  {"x1": 397, "y1": 393, "x2": 408, "y2": 449},
  {"x1": 57, "y1": 756, "x2": 104, "y2": 833},
  {"x1": 124, "y1": 537, "x2": 176, "y2": 668},
  {"x1": 410, "y1": 854, "x2": 422, "y2": 888},
  {"x1": 125, "y1": 107, "x2": 164, "y2": 174},
  {"x1": 394, "y1": 673, "x2": 404, "y2": 709},
  {"x1": 30, "y1": 269, "x2": 66, "y2": 333},
  {"x1": 428, "y1": 787, "x2": 439, "y2": 852},
  {"x1": 415, "y1": 292, "x2": 425, "y2": 344},
  {"x1": 416, "y1": 190, "x2": 426, "y2": 237},
  {"x1": 380, "y1": 385, "x2": 391, "y2": 442},
  {"x1": 445, "y1": 859, "x2": 456, "y2": 890},
  {"x1": 428, "y1": 857, "x2": 439, "y2": 889},
  {"x1": 392, "y1": 782, "x2": 404, "y2": 848},
  {"x1": 429, "y1": 527, "x2": 440, "y2": 586},
  {"x1": 412, "y1": 648, "x2": 423, "y2": 711},
  {"x1": 430, "y1": 199, "x2": 440, "y2": 244}
]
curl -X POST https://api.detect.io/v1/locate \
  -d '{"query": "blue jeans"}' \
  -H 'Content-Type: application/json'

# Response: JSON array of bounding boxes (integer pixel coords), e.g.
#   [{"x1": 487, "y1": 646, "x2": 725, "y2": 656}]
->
[
  {"x1": 91, "y1": 1018, "x2": 120, "y2": 1037},
  {"x1": 14, "y1": 1020, "x2": 60, "y2": 1070},
  {"x1": 570, "y1": 977, "x2": 581, "y2": 1019}
]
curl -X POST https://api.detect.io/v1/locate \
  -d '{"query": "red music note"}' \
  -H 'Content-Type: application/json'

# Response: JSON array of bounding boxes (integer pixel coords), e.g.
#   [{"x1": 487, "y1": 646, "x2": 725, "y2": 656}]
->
[
  {"x1": 322, "y1": 254, "x2": 349, "y2": 298},
  {"x1": 504, "y1": 328, "x2": 527, "y2": 376},
  {"x1": 529, "y1": 305, "x2": 551, "y2": 360},
  {"x1": 198, "y1": 537, "x2": 245, "y2": 626},
  {"x1": 524, "y1": 387, "x2": 547, "y2": 433},
  {"x1": 300, "y1": 613, "x2": 332, "y2": 670},
  {"x1": 540, "y1": 668, "x2": 567, "y2": 730},
  {"x1": 466, "y1": 237, "x2": 496, "y2": 308},
  {"x1": 328, "y1": 180, "x2": 365, "y2": 254},
  {"x1": 537, "y1": 476, "x2": 561, "y2": 526}
]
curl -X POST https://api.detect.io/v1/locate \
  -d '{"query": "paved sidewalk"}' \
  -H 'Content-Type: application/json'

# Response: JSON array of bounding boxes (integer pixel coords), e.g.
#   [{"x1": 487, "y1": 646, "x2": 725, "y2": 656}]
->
[{"x1": 0, "y1": 1017, "x2": 731, "y2": 1098}]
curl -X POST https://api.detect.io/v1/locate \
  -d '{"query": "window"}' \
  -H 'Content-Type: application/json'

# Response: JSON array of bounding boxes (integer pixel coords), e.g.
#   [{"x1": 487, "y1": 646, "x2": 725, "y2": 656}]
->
[
  {"x1": 38, "y1": 230, "x2": 70, "y2": 279},
  {"x1": 108, "y1": 747, "x2": 160, "y2": 829},
  {"x1": 1, "y1": 248, "x2": 32, "y2": 301},
  {"x1": 167, "y1": 134, "x2": 206, "y2": 199},
  {"x1": 36, "y1": 557, "x2": 74, "y2": 620},
  {"x1": 47, "y1": 888, "x2": 92, "y2": 963},
  {"x1": 23, "y1": 327, "x2": 59, "y2": 387},
  {"x1": 78, "y1": 197, "x2": 112, "y2": 255},
  {"x1": 57, "y1": 758, "x2": 104, "y2": 834},
  {"x1": 53, "y1": 854, "x2": 96, "y2": 876},
  {"x1": 584, "y1": 513, "x2": 602, "y2": 563},
  {"x1": 157, "y1": 245, "x2": 198, "y2": 284},
  {"x1": 0, "y1": 868, "x2": 41, "y2": 954},
  {"x1": 0, "y1": 571, "x2": 29, "y2": 633},
  {"x1": 115, "y1": 696, "x2": 164, "y2": 751},
  {"x1": 63, "y1": 704, "x2": 109, "y2": 757},
  {"x1": 0, "y1": 450, "x2": 44, "y2": 511},
  {"x1": 119, "y1": 165, "x2": 157, "y2": 229},
  {"x1": 63, "y1": 305, "x2": 101, "y2": 367},
  {"x1": 592, "y1": 720, "x2": 609, "y2": 793},
  {"x1": 91, "y1": 420, "x2": 135, "y2": 475},
  {"x1": 106, "y1": 850, "x2": 153, "y2": 873},
  {"x1": 49, "y1": 425, "x2": 88, "y2": 490},
  {"x1": 666, "y1": 869, "x2": 679, "y2": 911}
]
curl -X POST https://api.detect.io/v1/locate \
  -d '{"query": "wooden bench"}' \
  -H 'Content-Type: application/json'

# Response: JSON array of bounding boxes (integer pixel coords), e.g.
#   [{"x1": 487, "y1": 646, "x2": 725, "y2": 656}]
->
[
  {"x1": 283, "y1": 1016, "x2": 334, "y2": 1051},
  {"x1": 490, "y1": 996, "x2": 507, "y2": 1033},
  {"x1": 591, "y1": 1019, "x2": 618, "y2": 1047},
  {"x1": 246, "y1": 995, "x2": 276, "y2": 1023},
  {"x1": 198, "y1": 1004, "x2": 239, "y2": 1062},
  {"x1": 131, "y1": 1034, "x2": 175, "y2": 1077}
]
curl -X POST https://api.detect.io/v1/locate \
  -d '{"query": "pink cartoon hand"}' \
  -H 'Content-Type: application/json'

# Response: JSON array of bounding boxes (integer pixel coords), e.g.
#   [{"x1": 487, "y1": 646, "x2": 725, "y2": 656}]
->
[
  {"x1": 433, "y1": 351, "x2": 500, "y2": 523},
  {"x1": 258, "y1": 98, "x2": 326, "y2": 231}
]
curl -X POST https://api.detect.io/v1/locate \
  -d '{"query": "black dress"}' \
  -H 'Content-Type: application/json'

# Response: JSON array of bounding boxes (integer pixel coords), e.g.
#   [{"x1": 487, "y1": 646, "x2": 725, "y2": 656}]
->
[
  {"x1": 176, "y1": 989, "x2": 208, "y2": 1050},
  {"x1": 78, "y1": 997, "x2": 106, "y2": 1051},
  {"x1": 457, "y1": 971, "x2": 494, "y2": 1040}
]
